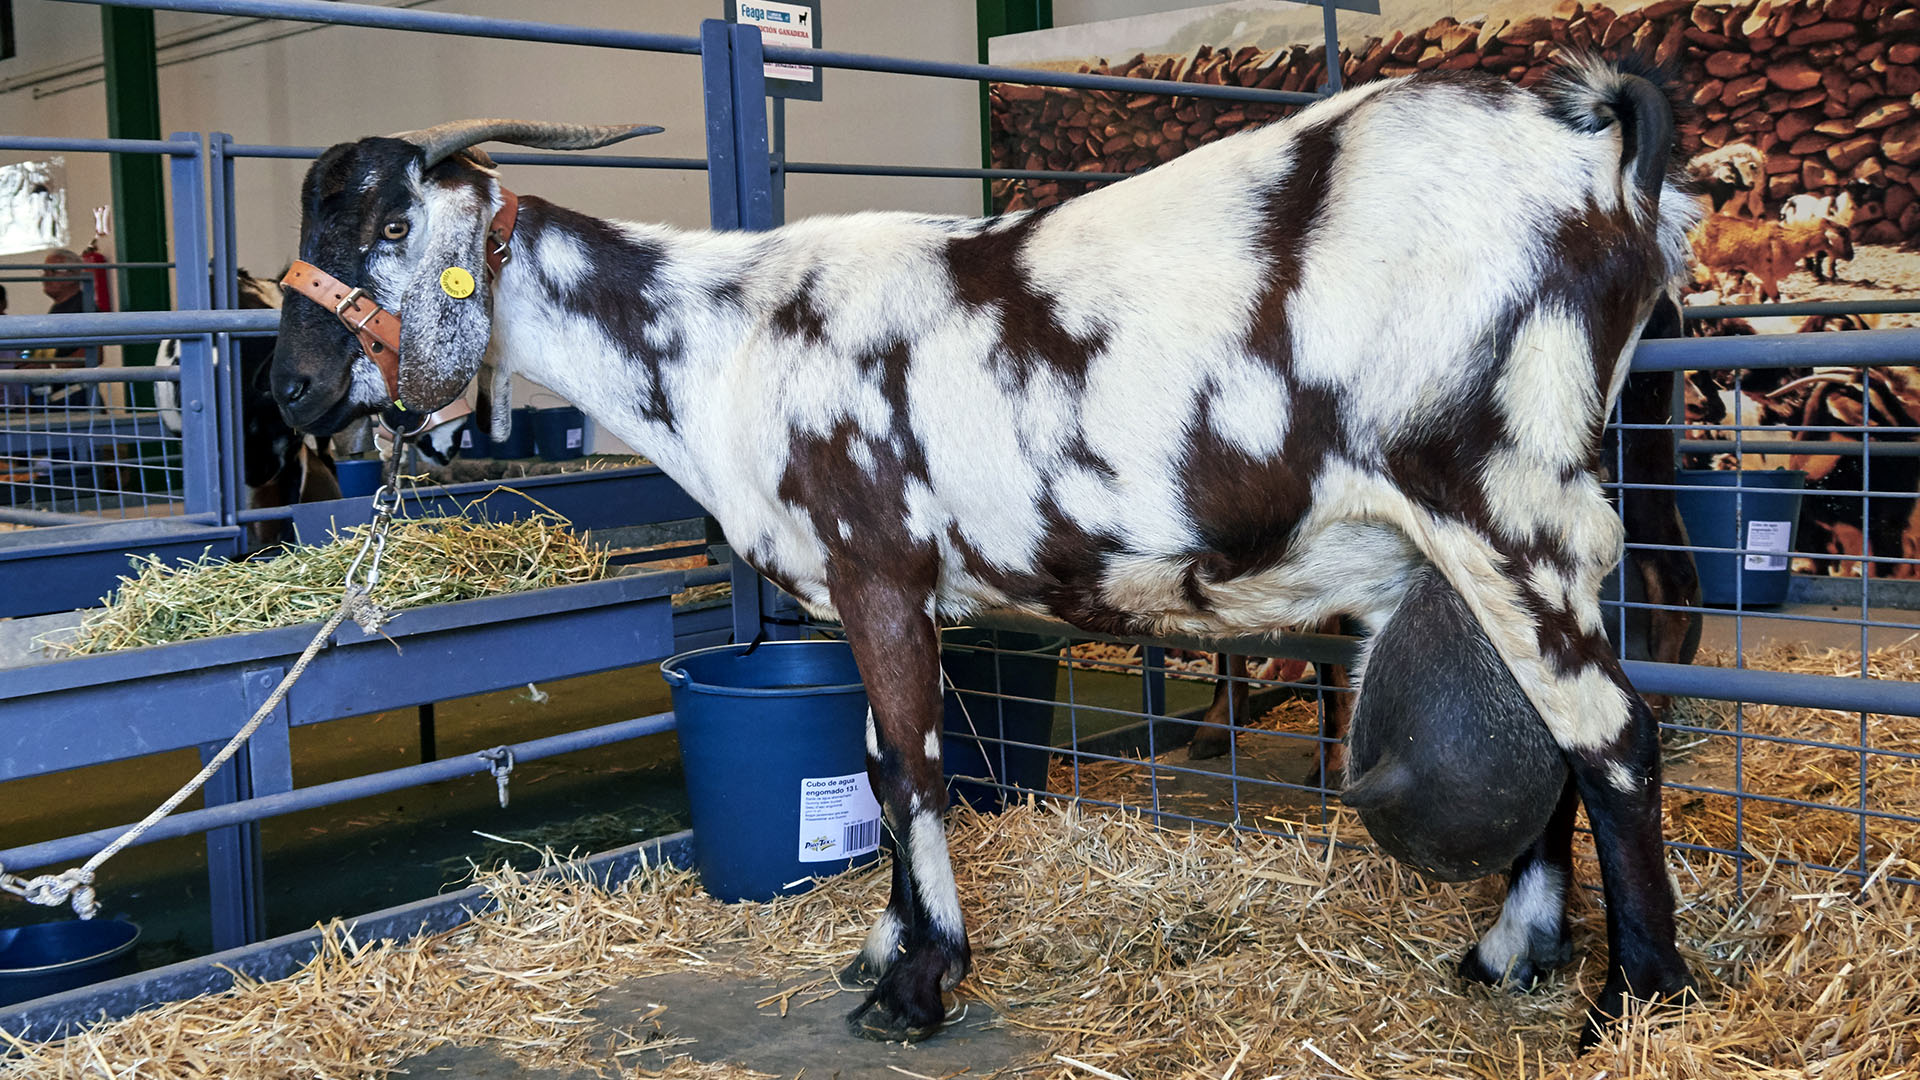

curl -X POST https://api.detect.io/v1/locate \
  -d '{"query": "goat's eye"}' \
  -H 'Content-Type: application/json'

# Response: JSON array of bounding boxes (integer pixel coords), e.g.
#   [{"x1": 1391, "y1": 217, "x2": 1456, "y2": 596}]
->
[{"x1": 381, "y1": 220, "x2": 409, "y2": 241}]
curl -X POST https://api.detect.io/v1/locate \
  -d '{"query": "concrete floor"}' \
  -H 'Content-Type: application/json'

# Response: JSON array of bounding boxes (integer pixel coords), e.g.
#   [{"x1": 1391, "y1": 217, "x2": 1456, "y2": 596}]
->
[
  {"x1": 396, "y1": 967, "x2": 1039, "y2": 1079},
  {"x1": 1695, "y1": 601, "x2": 1920, "y2": 654}
]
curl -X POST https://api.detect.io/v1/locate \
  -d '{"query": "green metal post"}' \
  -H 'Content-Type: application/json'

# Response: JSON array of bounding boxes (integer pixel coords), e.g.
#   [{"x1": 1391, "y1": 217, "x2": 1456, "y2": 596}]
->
[
  {"x1": 976, "y1": 0, "x2": 1051, "y2": 215},
  {"x1": 101, "y1": 5, "x2": 169, "y2": 377}
]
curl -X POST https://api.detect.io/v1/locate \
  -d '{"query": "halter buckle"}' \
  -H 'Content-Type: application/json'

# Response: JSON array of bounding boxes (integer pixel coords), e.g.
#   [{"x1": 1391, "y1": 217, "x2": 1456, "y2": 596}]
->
[{"x1": 333, "y1": 286, "x2": 367, "y2": 317}]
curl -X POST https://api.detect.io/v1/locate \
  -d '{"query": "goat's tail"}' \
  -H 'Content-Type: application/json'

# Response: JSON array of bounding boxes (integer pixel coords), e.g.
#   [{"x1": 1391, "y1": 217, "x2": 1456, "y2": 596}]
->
[{"x1": 1545, "y1": 54, "x2": 1680, "y2": 213}]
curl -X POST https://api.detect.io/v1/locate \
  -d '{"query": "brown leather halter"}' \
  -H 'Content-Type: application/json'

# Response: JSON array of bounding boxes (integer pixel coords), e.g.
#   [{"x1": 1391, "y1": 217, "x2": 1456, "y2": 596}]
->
[{"x1": 281, "y1": 188, "x2": 519, "y2": 427}]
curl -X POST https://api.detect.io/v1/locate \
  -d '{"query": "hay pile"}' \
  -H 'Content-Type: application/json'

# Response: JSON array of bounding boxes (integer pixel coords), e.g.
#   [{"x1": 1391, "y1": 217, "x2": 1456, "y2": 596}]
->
[
  {"x1": 49, "y1": 512, "x2": 606, "y2": 656},
  {"x1": 5, "y1": 802, "x2": 1917, "y2": 1079}
]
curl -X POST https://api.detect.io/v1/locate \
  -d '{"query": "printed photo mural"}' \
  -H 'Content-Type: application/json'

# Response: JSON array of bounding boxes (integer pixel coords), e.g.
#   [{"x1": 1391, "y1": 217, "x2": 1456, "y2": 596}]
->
[{"x1": 990, "y1": 0, "x2": 1920, "y2": 578}]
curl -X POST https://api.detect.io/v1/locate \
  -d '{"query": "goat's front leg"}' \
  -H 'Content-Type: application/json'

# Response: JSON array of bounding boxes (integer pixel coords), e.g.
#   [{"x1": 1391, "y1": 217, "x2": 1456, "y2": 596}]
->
[
  {"x1": 1460, "y1": 777, "x2": 1577, "y2": 989},
  {"x1": 834, "y1": 575, "x2": 970, "y2": 1041}
]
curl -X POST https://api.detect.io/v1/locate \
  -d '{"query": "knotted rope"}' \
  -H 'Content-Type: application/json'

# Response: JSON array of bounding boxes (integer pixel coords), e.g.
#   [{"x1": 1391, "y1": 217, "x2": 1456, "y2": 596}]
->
[{"x1": 1, "y1": 439, "x2": 409, "y2": 919}]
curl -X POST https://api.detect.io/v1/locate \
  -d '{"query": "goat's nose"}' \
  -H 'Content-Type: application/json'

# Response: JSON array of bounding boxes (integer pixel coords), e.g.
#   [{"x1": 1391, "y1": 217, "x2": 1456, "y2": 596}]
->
[{"x1": 279, "y1": 374, "x2": 312, "y2": 406}]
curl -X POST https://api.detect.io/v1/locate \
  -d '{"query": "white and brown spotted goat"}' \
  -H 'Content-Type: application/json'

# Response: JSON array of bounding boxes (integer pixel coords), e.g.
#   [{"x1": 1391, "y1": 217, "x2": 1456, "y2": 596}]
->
[{"x1": 273, "y1": 57, "x2": 1700, "y2": 1047}]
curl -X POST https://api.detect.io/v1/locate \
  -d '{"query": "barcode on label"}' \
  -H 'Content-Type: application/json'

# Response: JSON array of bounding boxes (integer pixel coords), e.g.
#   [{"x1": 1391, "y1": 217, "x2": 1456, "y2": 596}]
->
[{"x1": 843, "y1": 819, "x2": 880, "y2": 854}]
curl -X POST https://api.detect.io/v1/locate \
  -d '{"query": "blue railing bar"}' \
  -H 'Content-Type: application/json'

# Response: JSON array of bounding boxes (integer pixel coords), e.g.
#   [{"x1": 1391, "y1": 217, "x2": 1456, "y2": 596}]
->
[
  {"x1": 0, "y1": 368, "x2": 180, "y2": 384},
  {"x1": 1632, "y1": 329, "x2": 1920, "y2": 372},
  {"x1": 1678, "y1": 439, "x2": 1920, "y2": 457},
  {"x1": 783, "y1": 160, "x2": 1134, "y2": 183},
  {"x1": 0, "y1": 711, "x2": 679, "y2": 873},
  {"x1": 972, "y1": 609, "x2": 1920, "y2": 717},
  {"x1": 758, "y1": 43, "x2": 1323, "y2": 105},
  {"x1": 225, "y1": 143, "x2": 708, "y2": 171},
  {"x1": 0, "y1": 261, "x2": 174, "y2": 271},
  {"x1": 1624, "y1": 658, "x2": 1920, "y2": 719},
  {"x1": 969, "y1": 608, "x2": 1362, "y2": 667},
  {"x1": 0, "y1": 507, "x2": 100, "y2": 527},
  {"x1": 43, "y1": 0, "x2": 704, "y2": 54},
  {"x1": 0, "y1": 135, "x2": 198, "y2": 155},
  {"x1": 0, "y1": 310, "x2": 277, "y2": 341},
  {"x1": 1683, "y1": 299, "x2": 1920, "y2": 320}
]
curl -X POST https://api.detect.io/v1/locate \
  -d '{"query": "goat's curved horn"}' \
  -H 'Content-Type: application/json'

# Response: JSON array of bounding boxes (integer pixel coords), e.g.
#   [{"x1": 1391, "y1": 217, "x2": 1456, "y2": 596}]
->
[{"x1": 392, "y1": 120, "x2": 664, "y2": 170}]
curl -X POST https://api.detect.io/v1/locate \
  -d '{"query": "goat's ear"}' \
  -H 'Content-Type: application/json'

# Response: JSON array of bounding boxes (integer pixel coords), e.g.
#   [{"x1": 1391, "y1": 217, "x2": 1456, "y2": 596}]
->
[{"x1": 396, "y1": 190, "x2": 492, "y2": 413}]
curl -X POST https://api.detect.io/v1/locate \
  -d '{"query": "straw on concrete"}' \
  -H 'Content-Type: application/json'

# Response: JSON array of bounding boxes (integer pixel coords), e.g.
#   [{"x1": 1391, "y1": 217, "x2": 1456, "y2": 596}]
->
[{"x1": 3, "y1": 792, "x2": 1915, "y2": 1079}]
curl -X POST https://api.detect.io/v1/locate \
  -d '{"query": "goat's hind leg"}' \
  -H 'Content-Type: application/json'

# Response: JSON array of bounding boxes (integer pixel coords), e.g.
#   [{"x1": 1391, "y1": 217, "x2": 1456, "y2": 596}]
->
[
  {"x1": 1460, "y1": 777, "x2": 1577, "y2": 989},
  {"x1": 1570, "y1": 676, "x2": 1695, "y2": 1047},
  {"x1": 834, "y1": 576, "x2": 970, "y2": 1041}
]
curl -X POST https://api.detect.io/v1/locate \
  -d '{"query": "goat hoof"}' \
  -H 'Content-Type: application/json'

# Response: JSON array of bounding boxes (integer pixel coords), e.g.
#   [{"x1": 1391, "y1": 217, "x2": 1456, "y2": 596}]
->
[
  {"x1": 845, "y1": 991, "x2": 959, "y2": 1043},
  {"x1": 1577, "y1": 973, "x2": 1698, "y2": 1051},
  {"x1": 1458, "y1": 924, "x2": 1572, "y2": 992},
  {"x1": 1189, "y1": 730, "x2": 1232, "y2": 760},
  {"x1": 837, "y1": 954, "x2": 882, "y2": 989}
]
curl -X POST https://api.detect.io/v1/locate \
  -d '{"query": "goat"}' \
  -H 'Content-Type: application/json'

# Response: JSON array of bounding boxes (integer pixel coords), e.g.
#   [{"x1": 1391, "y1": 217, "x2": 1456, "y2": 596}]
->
[
  {"x1": 1192, "y1": 298, "x2": 1703, "y2": 772},
  {"x1": 1685, "y1": 142, "x2": 1766, "y2": 218},
  {"x1": 158, "y1": 272, "x2": 342, "y2": 549},
  {"x1": 271, "y1": 58, "x2": 1699, "y2": 1047},
  {"x1": 1691, "y1": 214, "x2": 1851, "y2": 301},
  {"x1": 1779, "y1": 185, "x2": 1868, "y2": 281}
]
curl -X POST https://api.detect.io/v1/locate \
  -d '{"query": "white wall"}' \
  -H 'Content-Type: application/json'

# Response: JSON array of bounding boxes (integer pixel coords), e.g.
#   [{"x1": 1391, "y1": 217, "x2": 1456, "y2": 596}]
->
[
  {"x1": 0, "y1": 1, "x2": 983, "y2": 311},
  {"x1": 0, "y1": 2, "x2": 980, "y2": 450}
]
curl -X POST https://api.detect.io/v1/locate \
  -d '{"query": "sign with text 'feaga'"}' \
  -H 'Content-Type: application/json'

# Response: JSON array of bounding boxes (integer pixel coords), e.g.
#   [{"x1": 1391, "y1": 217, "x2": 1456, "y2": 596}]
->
[{"x1": 726, "y1": 0, "x2": 822, "y2": 101}]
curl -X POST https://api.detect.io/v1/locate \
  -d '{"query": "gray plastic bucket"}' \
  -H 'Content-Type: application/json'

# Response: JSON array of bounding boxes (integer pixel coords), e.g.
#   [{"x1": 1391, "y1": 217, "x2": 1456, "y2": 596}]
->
[
  {"x1": 1673, "y1": 469, "x2": 1806, "y2": 607},
  {"x1": 0, "y1": 919, "x2": 140, "y2": 1006},
  {"x1": 660, "y1": 640, "x2": 881, "y2": 903},
  {"x1": 939, "y1": 628, "x2": 1067, "y2": 811}
]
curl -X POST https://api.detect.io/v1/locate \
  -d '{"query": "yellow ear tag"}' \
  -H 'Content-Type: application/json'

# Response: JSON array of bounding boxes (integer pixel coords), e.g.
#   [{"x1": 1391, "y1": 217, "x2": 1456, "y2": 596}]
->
[{"x1": 439, "y1": 266, "x2": 476, "y2": 299}]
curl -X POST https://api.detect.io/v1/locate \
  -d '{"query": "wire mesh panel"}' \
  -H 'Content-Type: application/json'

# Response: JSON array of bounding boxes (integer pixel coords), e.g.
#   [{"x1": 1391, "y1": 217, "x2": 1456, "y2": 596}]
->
[
  {"x1": 0, "y1": 368, "x2": 186, "y2": 522},
  {"x1": 918, "y1": 325, "x2": 1920, "y2": 895}
]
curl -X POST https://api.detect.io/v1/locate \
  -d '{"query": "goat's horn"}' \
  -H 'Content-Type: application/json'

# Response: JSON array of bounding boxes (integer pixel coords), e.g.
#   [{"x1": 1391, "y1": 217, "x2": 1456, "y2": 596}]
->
[{"x1": 392, "y1": 120, "x2": 664, "y2": 169}]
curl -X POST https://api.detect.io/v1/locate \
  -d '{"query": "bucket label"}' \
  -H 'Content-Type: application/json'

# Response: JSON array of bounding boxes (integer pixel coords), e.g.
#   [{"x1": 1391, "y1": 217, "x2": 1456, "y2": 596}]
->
[
  {"x1": 566, "y1": 428, "x2": 583, "y2": 449},
  {"x1": 1745, "y1": 520, "x2": 1791, "y2": 571},
  {"x1": 797, "y1": 772, "x2": 882, "y2": 862}
]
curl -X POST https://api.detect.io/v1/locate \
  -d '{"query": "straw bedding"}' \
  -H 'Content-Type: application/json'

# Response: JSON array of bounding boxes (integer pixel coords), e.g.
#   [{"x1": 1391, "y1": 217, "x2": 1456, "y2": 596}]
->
[
  {"x1": 4, "y1": 793, "x2": 1915, "y2": 1079},
  {"x1": 3, "y1": 642, "x2": 1916, "y2": 1078}
]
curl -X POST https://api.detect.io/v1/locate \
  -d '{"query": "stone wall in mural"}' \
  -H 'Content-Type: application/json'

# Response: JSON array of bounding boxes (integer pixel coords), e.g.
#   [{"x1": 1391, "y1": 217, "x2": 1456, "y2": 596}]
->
[{"x1": 989, "y1": 0, "x2": 1920, "y2": 577}]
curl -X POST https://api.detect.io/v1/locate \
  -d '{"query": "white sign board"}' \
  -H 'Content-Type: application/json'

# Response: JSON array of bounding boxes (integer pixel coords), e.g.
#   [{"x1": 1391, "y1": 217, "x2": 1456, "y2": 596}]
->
[{"x1": 728, "y1": 0, "x2": 822, "y2": 100}]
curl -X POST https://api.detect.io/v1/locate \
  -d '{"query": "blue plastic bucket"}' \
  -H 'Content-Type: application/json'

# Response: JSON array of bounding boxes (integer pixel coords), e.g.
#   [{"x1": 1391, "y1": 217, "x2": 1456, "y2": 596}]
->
[
  {"x1": 0, "y1": 919, "x2": 140, "y2": 1006},
  {"x1": 939, "y1": 628, "x2": 1066, "y2": 811},
  {"x1": 1673, "y1": 469, "x2": 1806, "y2": 607},
  {"x1": 661, "y1": 641, "x2": 881, "y2": 902},
  {"x1": 534, "y1": 406, "x2": 587, "y2": 462},
  {"x1": 334, "y1": 458, "x2": 382, "y2": 498},
  {"x1": 493, "y1": 407, "x2": 537, "y2": 459}
]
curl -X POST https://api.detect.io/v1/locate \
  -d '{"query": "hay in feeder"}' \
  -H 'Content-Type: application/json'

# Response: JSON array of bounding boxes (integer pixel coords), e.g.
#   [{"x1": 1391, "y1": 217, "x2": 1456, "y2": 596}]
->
[
  {"x1": 5, "y1": 800, "x2": 1916, "y2": 1079},
  {"x1": 47, "y1": 503, "x2": 606, "y2": 656}
]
